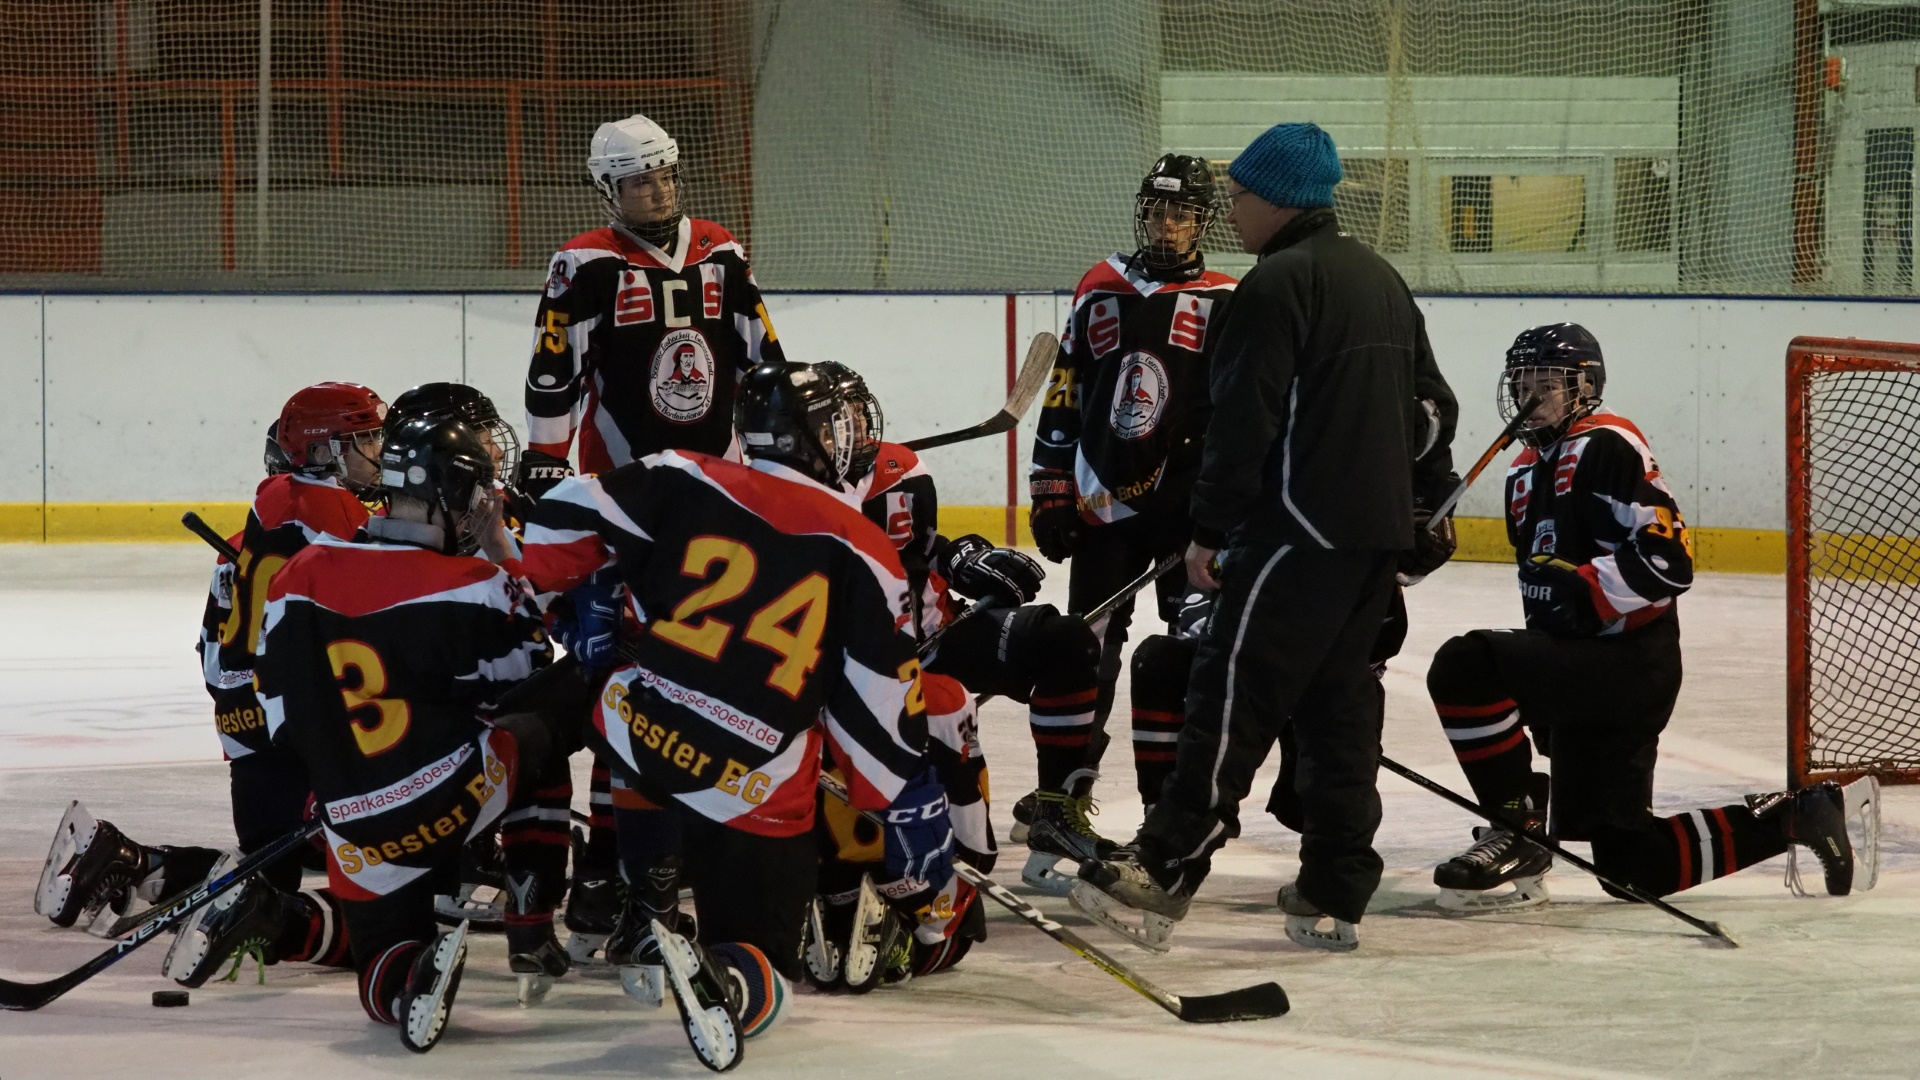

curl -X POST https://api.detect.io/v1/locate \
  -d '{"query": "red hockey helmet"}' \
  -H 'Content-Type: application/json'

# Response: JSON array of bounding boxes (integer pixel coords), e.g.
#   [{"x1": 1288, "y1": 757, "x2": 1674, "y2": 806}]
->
[{"x1": 277, "y1": 382, "x2": 388, "y2": 482}]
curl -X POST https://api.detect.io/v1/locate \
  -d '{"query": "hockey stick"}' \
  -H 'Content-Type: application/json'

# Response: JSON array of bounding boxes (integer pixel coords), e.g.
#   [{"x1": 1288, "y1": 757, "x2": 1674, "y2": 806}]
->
[
  {"x1": 1426, "y1": 394, "x2": 1541, "y2": 526},
  {"x1": 918, "y1": 551, "x2": 1181, "y2": 662},
  {"x1": 181, "y1": 510, "x2": 241, "y2": 561},
  {"x1": 0, "y1": 820, "x2": 324, "y2": 1010},
  {"x1": 901, "y1": 332, "x2": 1058, "y2": 452},
  {"x1": 1377, "y1": 755, "x2": 1738, "y2": 947},
  {"x1": 816, "y1": 772, "x2": 1287, "y2": 1022}
]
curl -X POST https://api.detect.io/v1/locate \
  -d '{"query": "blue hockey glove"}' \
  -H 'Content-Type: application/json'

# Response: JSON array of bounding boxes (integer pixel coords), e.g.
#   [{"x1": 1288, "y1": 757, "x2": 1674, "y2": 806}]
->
[{"x1": 882, "y1": 770, "x2": 955, "y2": 887}]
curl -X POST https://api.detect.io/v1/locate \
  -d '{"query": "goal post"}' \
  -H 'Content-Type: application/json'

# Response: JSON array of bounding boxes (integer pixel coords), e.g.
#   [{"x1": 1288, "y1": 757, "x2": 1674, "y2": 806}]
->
[{"x1": 1787, "y1": 336, "x2": 1920, "y2": 788}]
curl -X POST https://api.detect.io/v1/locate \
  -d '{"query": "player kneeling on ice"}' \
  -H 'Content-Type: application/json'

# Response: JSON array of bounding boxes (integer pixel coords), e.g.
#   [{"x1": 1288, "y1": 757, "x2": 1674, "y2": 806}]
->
[
  {"x1": 515, "y1": 361, "x2": 954, "y2": 1071},
  {"x1": 1425, "y1": 323, "x2": 1876, "y2": 915},
  {"x1": 254, "y1": 416, "x2": 596, "y2": 1051},
  {"x1": 39, "y1": 383, "x2": 389, "y2": 986}
]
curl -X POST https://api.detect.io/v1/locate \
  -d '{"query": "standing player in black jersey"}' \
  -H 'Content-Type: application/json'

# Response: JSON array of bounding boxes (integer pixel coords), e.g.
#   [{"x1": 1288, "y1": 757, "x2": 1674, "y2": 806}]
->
[
  {"x1": 1028, "y1": 154, "x2": 1236, "y2": 832},
  {"x1": 1424, "y1": 323, "x2": 1866, "y2": 912},
  {"x1": 522, "y1": 113, "x2": 784, "y2": 478},
  {"x1": 36, "y1": 383, "x2": 386, "y2": 988},
  {"x1": 255, "y1": 416, "x2": 589, "y2": 1050},
  {"x1": 516, "y1": 363, "x2": 952, "y2": 1068}
]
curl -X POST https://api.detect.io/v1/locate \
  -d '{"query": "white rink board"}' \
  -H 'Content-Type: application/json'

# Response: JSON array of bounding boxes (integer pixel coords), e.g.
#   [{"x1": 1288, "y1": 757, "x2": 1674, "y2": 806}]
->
[{"x1": 4, "y1": 291, "x2": 1920, "y2": 527}]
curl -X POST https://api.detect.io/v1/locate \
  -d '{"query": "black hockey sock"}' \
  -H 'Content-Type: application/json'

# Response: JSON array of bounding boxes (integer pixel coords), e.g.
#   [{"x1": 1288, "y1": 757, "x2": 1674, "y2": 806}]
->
[
  {"x1": 358, "y1": 939, "x2": 424, "y2": 1025},
  {"x1": 1129, "y1": 635, "x2": 1191, "y2": 804},
  {"x1": 584, "y1": 756, "x2": 617, "y2": 872},
  {"x1": 1591, "y1": 804, "x2": 1790, "y2": 898},
  {"x1": 1427, "y1": 636, "x2": 1531, "y2": 815},
  {"x1": 500, "y1": 769, "x2": 572, "y2": 931},
  {"x1": 279, "y1": 888, "x2": 352, "y2": 968},
  {"x1": 1029, "y1": 684, "x2": 1097, "y2": 792},
  {"x1": 612, "y1": 791, "x2": 683, "y2": 886}
]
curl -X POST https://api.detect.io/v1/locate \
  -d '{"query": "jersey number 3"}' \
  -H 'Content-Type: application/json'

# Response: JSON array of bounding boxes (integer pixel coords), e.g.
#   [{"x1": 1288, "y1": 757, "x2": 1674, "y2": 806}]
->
[
  {"x1": 651, "y1": 536, "x2": 831, "y2": 699},
  {"x1": 327, "y1": 640, "x2": 411, "y2": 757}
]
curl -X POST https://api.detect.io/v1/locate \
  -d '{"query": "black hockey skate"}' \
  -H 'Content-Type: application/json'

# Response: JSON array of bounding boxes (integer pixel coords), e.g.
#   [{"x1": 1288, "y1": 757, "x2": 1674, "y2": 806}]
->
[
  {"x1": 1278, "y1": 880, "x2": 1358, "y2": 952},
  {"x1": 35, "y1": 804, "x2": 203, "y2": 929},
  {"x1": 652, "y1": 918, "x2": 744, "y2": 1072},
  {"x1": 162, "y1": 859, "x2": 305, "y2": 987},
  {"x1": 562, "y1": 872, "x2": 622, "y2": 965},
  {"x1": 1007, "y1": 790, "x2": 1039, "y2": 844},
  {"x1": 1780, "y1": 779, "x2": 1860, "y2": 896},
  {"x1": 1069, "y1": 844, "x2": 1186, "y2": 954},
  {"x1": 504, "y1": 869, "x2": 571, "y2": 1006},
  {"x1": 434, "y1": 828, "x2": 505, "y2": 932},
  {"x1": 1021, "y1": 770, "x2": 1118, "y2": 897},
  {"x1": 399, "y1": 922, "x2": 469, "y2": 1053},
  {"x1": 1433, "y1": 825, "x2": 1553, "y2": 914},
  {"x1": 605, "y1": 857, "x2": 686, "y2": 1007}
]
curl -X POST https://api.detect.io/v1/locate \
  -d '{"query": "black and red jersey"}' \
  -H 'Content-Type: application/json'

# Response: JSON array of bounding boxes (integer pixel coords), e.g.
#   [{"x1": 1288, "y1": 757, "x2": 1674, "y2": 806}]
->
[
  {"x1": 197, "y1": 530, "x2": 273, "y2": 760},
  {"x1": 1504, "y1": 409, "x2": 1694, "y2": 635},
  {"x1": 524, "y1": 217, "x2": 785, "y2": 473},
  {"x1": 1032, "y1": 255, "x2": 1236, "y2": 525},
  {"x1": 517, "y1": 450, "x2": 927, "y2": 836},
  {"x1": 255, "y1": 526, "x2": 549, "y2": 897},
  {"x1": 853, "y1": 441, "x2": 950, "y2": 641}
]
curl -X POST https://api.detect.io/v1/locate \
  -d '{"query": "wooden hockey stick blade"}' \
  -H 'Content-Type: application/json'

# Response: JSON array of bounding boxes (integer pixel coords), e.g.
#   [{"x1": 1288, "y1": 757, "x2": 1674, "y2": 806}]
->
[
  {"x1": 181, "y1": 511, "x2": 241, "y2": 561},
  {"x1": 1378, "y1": 755, "x2": 1737, "y2": 947},
  {"x1": 818, "y1": 773, "x2": 1287, "y2": 1023},
  {"x1": 901, "y1": 332, "x2": 1059, "y2": 452},
  {"x1": 1427, "y1": 394, "x2": 1541, "y2": 525}
]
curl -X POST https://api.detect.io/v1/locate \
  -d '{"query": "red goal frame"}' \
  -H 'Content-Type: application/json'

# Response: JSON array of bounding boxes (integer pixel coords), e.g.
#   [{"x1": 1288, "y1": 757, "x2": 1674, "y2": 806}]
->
[{"x1": 1786, "y1": 335, "x2": 1920, "y2": 788}]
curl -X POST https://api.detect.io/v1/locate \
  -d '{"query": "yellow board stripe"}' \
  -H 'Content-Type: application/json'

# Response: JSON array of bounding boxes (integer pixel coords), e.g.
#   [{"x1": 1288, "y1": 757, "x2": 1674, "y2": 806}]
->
[{"x1": 1, "y1": 504, "x2": 1788, "y2": 575}]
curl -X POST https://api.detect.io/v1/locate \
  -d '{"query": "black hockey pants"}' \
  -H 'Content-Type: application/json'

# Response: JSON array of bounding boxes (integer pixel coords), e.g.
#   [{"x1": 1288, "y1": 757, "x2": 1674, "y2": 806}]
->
[{"x1": 1068, "y1": 512, "x2": 1189, "y2": 766}]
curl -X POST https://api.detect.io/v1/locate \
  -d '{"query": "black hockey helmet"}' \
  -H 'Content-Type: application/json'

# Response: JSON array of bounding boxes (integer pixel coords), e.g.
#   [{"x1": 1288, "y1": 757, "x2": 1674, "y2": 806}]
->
[
  {"x1": 263, "y1": 419, "x2": 293, "y2": 476},
  {"x1": 379, "y1": 416, "x2": 497, "y2": 556},
  {"x1": 386, "y1": 382, "x2": 521, "y2": 483},
  {"x1": 734, "y1": 362, "x2": 856, "y2": 488},
  {"x1": 810, "y1": 361, "x2": 883, "y2": 483},
  {"x1": 1134, "y1": 153, "x2": 1218, "y2": 274},
  {"x1": 1501, "y1": 322, "x2": 1606, "y2": 449}
]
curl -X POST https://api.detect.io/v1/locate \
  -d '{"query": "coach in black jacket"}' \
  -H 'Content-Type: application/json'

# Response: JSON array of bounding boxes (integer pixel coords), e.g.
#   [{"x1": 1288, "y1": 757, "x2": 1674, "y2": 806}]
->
[{"x1": 1079, "y1": 122, "x2": 1458, "y2": 952}]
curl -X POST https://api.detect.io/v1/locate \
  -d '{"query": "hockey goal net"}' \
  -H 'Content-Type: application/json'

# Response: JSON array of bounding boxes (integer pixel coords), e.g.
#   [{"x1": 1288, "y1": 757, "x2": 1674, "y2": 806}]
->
[{"x1": 1788, "y1": 336, "x2": 1920, "y2": 787}]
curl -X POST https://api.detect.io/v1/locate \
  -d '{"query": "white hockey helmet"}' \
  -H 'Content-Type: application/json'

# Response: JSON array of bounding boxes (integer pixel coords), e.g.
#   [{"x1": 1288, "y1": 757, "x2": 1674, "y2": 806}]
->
[{"x1": 588, "y1": 115, "x2": 684, "y2": 243}]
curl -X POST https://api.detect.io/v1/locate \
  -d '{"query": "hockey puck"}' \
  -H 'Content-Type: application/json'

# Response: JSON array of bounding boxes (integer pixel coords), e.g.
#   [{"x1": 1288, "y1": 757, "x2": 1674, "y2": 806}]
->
[{"x1": 152, "y1": 990, "x2": 190, "y2": 1008}]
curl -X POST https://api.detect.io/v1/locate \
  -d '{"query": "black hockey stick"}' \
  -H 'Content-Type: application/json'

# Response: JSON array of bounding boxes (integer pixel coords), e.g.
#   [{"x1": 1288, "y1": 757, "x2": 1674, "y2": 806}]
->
[
  {"x1": 1426, "y1": 394, "x2": 1541, "y2": 526},
  {"x1": 181, "y1": 510, "x2": 241, "y2": 561},
  {"x1": 816, "y1": 772, "x2": 1287, "y2": 1022},
  {"x1": 901, "y1": 332, "x2": 1058, "y2": 452},
  {"x1": 1377, "y1": 755, "x2": 1738, "y2": 946},
  {"x1": 0, "y1": 820, "x2": 324, "y2": 1010},
  {"x1": 918, "y1": 551, "x2": 1181, "y2": 663}
]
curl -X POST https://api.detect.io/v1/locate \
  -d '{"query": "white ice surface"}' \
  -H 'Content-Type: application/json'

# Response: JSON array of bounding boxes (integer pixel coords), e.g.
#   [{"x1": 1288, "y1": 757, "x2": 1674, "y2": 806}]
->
[{"x1": 1, "y1": 545, "x2": 1917, "y2": 1079}]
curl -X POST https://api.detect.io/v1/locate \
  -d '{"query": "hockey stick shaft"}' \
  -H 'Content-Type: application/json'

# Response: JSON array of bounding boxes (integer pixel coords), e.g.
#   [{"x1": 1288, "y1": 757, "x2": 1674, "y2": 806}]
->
[
  {"x1": 181, "y1": 510, "x2": 241, "y2": 562},
  {"x1": 816, "y1": 772, "x2": 1286, "y2": 1022},
  {"x1": 1426, "y1": 394, "x2": 1541, "y2": 526},
  {"x1": 1377, "y1": 755, "x2": 1737, "y2": 946},
  {"x1": 902, "y1": 332, "x2": 1059, "y2": 452},
  {"x1": 0, "y1": 820, "x2": 324, "y2": 1010}
]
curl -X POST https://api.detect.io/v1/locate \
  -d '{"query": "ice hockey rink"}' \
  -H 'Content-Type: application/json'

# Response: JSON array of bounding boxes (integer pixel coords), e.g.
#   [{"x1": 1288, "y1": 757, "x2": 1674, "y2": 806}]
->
[{"x1": 0, "y1": 544, "x2": 1914, "y2": 1080}]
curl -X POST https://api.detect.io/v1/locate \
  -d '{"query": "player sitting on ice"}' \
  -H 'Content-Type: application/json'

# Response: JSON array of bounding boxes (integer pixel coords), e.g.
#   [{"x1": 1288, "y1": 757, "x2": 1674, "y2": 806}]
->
[
  {"x1": 37, "y1": 383, "x2": 388, "y2": 989},
  {"x1": 1423, "y1": 323, "x2": 1874, "y2": 918},
  {"x1": 514, "y1": 362, "x2": 953, "y2": 1070},
  {"x1": 254, "y1": 415, "x2": 594, "y2": 1050},
  {"x1": 817, "y1": 363, "x2": 1106, "y2": 897},
  {"x1": 792, "y1": 363, "x2": 995, "y2": 989},
  {"x1": 1025, "y1": 153, "x2": 1238, "y2": 853}
]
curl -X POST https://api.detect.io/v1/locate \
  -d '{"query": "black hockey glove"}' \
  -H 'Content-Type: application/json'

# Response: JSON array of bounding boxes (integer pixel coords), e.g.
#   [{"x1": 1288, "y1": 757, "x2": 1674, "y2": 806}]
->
[
  {"x1": 940, "y1": 533, "x2": 1043, "y2": 608},
  {"x1": 1028, "y1": 469, "x2": 1082, "y2": 563},
  {"x1": 512, "y1": 449, "x2": 575, "y2": 503},
  {"x1": 1518, "y1": 555, "x2": 1604, "y2": 637},
  {"x1": 882, "y1": 770, "x2": 955, "y2": 887},
  {"x1": 1398, "y1": 506, "x2": 1457, "y2": 587}
]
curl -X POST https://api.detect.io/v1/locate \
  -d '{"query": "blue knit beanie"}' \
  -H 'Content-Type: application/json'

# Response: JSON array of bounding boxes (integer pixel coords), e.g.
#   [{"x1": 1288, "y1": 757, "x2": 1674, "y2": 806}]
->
[{"x1": 1228, "y1": 123, "x2": 1342, "y2": 210}]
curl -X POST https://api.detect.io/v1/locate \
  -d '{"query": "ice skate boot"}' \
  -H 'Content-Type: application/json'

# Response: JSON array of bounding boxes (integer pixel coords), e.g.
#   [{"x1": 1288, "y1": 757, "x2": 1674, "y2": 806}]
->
[
  {"x1": 504, "y1": 869, "x2": 571, "y2": 1005},
  {"x1": 162, "y1": 857, "x2": 306, "y2": 987},
  {"x1": 38, "y1": 805, "x2": 148, "y2": 927},
  {"x1": 1278, "y1": 881, "x2": 1358, "y2": 952},
  {"x1": 398, "y1": 922, "x2": 469, "y2": 1053},
  {"x1": 1021, "y1": 769, "x2": 1118, "y2": 896},
  {"x1": 605, "y1": 858, "x2": 689, "y2": 1008},
  {"x1": 1779, "y1": 779, "x2": 1862, "y2": 896},
  {"x1": 1008, "y1": 790, "x2": 1038, "y2": 844},
  {"x1": 653, "y1": 918, "x2": 743, "y2": 1072},
  {"x1": 434, "y1": 827, "x2": 505, "y2": 932},
  {"x1": 1069, "y1": 843, "x2": 1185, "y2": 954},
  {"x1": 1433, "y1": 825, "x2": 1553, "y2": 914},
  {"x1": 562, "y1": 873, "x2": 621, "y2": 965}
]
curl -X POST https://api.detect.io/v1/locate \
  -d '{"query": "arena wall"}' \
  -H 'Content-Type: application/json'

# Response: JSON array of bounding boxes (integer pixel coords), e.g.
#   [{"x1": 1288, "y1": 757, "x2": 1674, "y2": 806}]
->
[{"x1": 2, "y1": 290, "x2": 1916, "y2": 573}]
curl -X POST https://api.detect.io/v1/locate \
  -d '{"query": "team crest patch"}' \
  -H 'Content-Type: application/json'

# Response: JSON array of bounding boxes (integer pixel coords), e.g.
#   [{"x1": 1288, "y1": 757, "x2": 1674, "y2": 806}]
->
[
  {"x1": 650, "y1": 328, "x2": 717, "y2": 424},
  {"x1": 1109, "y1": 351, "x2": 1169, "y2": 441},
  {"x1": 545, "y1": 258, "x2": 572, "y2": 298}
]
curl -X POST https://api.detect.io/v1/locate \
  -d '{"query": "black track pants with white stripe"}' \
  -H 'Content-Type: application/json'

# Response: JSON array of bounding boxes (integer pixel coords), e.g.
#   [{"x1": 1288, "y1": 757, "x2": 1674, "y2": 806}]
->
[{"x1": 1141, "y1": 543, "x2": 1397, "y2": 924}]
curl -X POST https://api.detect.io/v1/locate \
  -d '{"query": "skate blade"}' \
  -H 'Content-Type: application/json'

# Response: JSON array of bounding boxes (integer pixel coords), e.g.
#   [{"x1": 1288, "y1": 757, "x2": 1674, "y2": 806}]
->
[
  {"x1": 1845, "y1": 775, "x2": 1881, "y2": 892},
  {"x1": 619, "y1": 963, "x2": 665, "y2": 1008},
  {"x1": 802, "y1": 900, "x2": 843, "y2": 989},
  {"x1": 1067, "y1": 881, "x2": 1173, "y2": 954},
  {"x1": 1284, "y1": 913, "x2": 1358, "y2": 952},
  {"x1": 653, "y1": 919, "x2": 741, "y2": 1072},
  {"x1": 36, "y1": 801, "x2": 98, "y2": 921},
  {"x1": 1434, "y1": 875, "x2": 1551, "y2": 915},
  {"x1": 841, "y1": 877, "x2": 890, "y2": 993},
  {"x1": 403, "y1": 920, "x2": 469, "y2": 1053},
  {"x1": 1020, "y1": 851, "x2": 1078, "y2": 897},
  {"x1": 516, "y1": 971, "x2": 554, "y2": 1008}
]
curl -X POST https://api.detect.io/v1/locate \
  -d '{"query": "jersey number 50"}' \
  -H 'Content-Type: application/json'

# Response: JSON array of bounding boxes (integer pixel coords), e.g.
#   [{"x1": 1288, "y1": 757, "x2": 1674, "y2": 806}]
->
[{"x1": 650, "y1": 536, "x2": 830, "y2": 700}]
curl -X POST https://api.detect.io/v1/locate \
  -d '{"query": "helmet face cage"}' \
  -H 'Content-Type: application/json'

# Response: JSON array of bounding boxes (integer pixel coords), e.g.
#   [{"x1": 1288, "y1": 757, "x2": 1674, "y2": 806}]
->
[
  {"x1": 812, "y1": 362, "x2": 883, "y2": 482},
  {"x1": 1134, "y1": 194, "x2": 1216, "y2": 270},
  {"x1": 802, "y1": 397, "x2": 856, "y2": 487},
  {"x1": 474, "y1": 417, "x2": 521, "y2": 483},
  {"x1": 604, "y1": 165, "x2": 683, "y2": 245},
  {"x1": 446, "y1": 458, "x2": 493, "y2": 557},
  {"x1": 1499, "y1": 365, "x2": 1599, "y2": 449}
]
